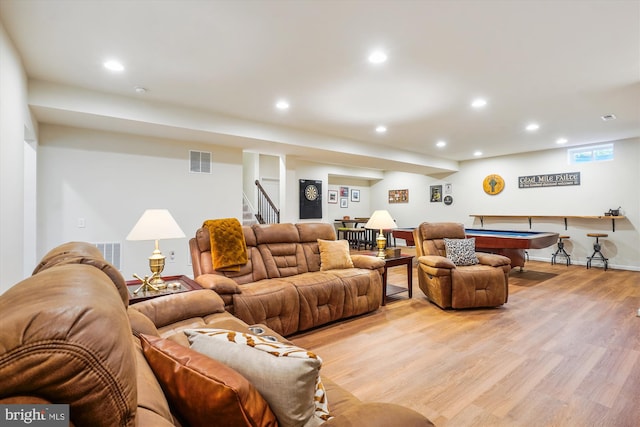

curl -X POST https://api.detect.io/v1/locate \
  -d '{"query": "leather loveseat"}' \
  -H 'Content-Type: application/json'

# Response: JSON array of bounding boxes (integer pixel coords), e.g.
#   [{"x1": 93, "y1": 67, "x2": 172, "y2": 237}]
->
[
  {"x1": 190, "y1": 222, "x2": 385, "y2": 336},
  {"x1": 0, "y1": 241, "x2": 433, "y2": 427}
]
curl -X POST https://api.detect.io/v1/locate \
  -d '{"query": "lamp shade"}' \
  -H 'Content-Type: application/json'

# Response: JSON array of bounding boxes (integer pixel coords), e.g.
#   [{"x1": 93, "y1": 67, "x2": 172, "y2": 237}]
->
[
  {"x1": 126, "y1": 209, "x2": 185, "y2": 241},
  {"x1": 364, "y1": 210, "x2": 397, "y2": 230}
]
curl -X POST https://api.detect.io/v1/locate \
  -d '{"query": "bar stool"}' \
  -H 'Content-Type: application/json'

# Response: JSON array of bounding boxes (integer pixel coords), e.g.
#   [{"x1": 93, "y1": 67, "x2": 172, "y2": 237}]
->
[
  {"x1": 551, "y1": 235, "x2": 571, "y2": 266},
  {"x1": 586, "y1": 233, "x2": 608, "y2": 271},
  {"x1": 337, "y1": 227, "x2": 367, "y2": 250}
]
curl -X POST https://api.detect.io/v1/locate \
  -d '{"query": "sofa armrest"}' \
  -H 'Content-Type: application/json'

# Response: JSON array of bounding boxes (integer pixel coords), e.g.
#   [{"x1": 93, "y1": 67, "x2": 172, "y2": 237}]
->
[
  {"x1": 351, "y1": 254, "x2": 385, "y2": 270},
  {"x1": 476, "y1": 252, "x2": 512, "y2": 267},
  {"x1": 130, "y1": 289, "x2": 226, "y2": 328},
  {"x1": 323, "y1": 402, "x2": 434, "y2": 426},
  {"x1": 195, "y1": 273, "x2": 242, "y2": 294},
  {"x1": 418, "y1": 255, "x2": 456, "y2": 269}
]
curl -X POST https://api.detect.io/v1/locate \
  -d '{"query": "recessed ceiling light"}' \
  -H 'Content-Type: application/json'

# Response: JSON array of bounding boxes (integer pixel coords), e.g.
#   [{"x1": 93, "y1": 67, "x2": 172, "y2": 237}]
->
[
  {"x1": 473, "y1": 151, "x2": 483, "y2": 157},
  {"x1": 134, "y1": 86, "x2": 148, "y2": 94},
  {"x1": 368, "y1": 50, "x2": 387, "y2": 64},
  {"x1": 601, "y1": 114, "x2": 616, "y2": 121},
  {"x1": 436, "y1": 140, "x2": 446, "y2": 148},
  {"x1": 525, "y1": 123, "x2": 540, "y2": 132},
  {"x1": 103, "y1": 60, "x2": 124, "y2": 72},
  {"x1": 275, "y1": 100, "x2": 290, "y2": 110},
  {"x1": 375, "y1": 125, "x2": 387, "y2": 133},
  {"x1": 471, "y1": 98, "x2": 487, "y2": 108},
  {"x1": 556, "y1": 138, "x2": 568, "y2": 144}
]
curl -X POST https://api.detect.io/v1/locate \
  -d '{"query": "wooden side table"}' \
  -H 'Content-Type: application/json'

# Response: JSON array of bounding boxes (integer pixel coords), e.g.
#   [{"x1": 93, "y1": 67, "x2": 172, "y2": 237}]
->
[
  {"x1": 380, "y1": 254, "x2": 414, "y2": 305},
  {"x1": 126, "y1": 275, "x2": 201, "y2": 304}
]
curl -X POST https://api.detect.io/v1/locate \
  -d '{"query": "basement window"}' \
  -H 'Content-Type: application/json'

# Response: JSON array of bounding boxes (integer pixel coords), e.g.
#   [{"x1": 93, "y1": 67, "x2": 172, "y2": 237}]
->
[{"x1": 568, "y1": 143, "x2": 613, "y2": 164}]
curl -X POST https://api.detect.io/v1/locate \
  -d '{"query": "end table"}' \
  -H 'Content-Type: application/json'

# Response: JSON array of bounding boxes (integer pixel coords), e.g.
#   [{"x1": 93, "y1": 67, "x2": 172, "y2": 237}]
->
[
  {"x1": 380, "y1": 254, "x2": 414, "y2": 305},
  {"x1": 126, "y1": 275, "x2": 201, "y2": 304}
]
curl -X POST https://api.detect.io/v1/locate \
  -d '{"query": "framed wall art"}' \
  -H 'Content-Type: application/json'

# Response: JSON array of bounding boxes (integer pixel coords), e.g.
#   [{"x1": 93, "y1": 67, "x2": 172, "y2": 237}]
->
[
  {"x1": 340, "y1": 198, "x2": 348, "y2": 208},
  {"x1": 351, "y1": 189, "x2": 360, "y2": 202},
  {"x1": 340, "y1": 186, "x2": 349, "y2": 197},
  {"x1": 388, "y1": 189, "x2": 409, "y2": 203},
  {"x1": 430, "y1": 185, "x2": 442, "y2": 202},
  {"x1": 328, "y1": 190, "x2": 338, "y2": 204}
]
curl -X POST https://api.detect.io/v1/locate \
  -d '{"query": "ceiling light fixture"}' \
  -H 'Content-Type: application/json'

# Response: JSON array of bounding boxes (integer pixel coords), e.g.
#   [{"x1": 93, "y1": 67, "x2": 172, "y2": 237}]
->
[
  {"x1": 556, "y1": 138, "x2": 568, "y2": 144},
  {"x1": 375, "y1": 125, "x2": 387, "y2": 133},
  {"x1": 275, "y1": 100, "x2": 290, "y2": 110},
  {"x1": 471, "y1": 98, "x2": 487, "y2": 108},
  {"x1": 436, "y1": 140, "x2": 446, "y2": 148},
  {"x1": 473, "y1": 151, "x2": 483, "y2": 157},
  {"x1": 368, "y1": 50, "x2": 387, "y2": 64},
  {"x1": 134, "y1": 86, "x2": 148, "y2": 94},
  {"x1": 601, "y1": 114, "x2": 616, "y2": 121},
  {"x1": 525, "y1": 123, "x2": 540, "y2": 132},
  {"x1": 103, "y1": 60, "x2": 124, "y2": 72}
]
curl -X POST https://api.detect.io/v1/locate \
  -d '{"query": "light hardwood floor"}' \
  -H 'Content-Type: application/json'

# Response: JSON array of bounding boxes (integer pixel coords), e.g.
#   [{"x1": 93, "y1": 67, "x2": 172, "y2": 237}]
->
[{"x1": 292, "y1": 253, "x2": 640, "y2": 426}]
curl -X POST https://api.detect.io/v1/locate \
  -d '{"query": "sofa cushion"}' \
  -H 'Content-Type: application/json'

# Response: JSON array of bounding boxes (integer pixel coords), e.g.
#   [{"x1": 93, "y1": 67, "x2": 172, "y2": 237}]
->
[
  {"x1": 186, "y1": 329, "x2": 332, "y2": 427},
  {"x1": 140, "y1": 334, "x2": 278, "y2": 427},
  {"x1": 259, "y1": 242, "x2": 308, "y2": 278},
  {"x1": 318, "y1": 239, "x2": 354, "y2": 270},
  {"x1": 451, "y1": 265, "x2": 507, "y2": 308},
  {"x1": 285, "y1": 272, "x2": 347, "y2": 331},
  {"x1": 232, "y1": 279, "x2": 301, "y2": 336},
  {"x1": 444, "y1": 238, "x2": 479, "y2": 266},
  {"x1": 129, "y1": 289, "x2": 225, "y2": 328}
]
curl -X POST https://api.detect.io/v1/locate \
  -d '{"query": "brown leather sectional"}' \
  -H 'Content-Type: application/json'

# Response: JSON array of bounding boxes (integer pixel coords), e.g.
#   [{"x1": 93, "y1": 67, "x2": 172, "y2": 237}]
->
[
  {"x1": 0, "y1": 241, "x2": 434, "y2": 426},
  {"x1": 190, "y1": 222, "x2": 386, "y2": 336}
]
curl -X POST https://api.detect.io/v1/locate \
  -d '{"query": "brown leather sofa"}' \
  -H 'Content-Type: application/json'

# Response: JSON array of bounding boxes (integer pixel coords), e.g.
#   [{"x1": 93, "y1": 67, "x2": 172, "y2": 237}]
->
[
  {"x1": 414, "y1": 222, "x2": 511, "y2": 309},
  {"x1": 190, "y1": 222, "x2": 385, "y2": 336},
  {"x1": 0, "y1": 242, "x2": 433, "y2": 426}
]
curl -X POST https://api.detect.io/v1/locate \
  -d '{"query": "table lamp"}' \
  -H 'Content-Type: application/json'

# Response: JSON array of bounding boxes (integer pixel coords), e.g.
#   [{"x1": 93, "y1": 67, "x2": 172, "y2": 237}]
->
[
  {"x1": 365, "y1": 210, "x2": 397, "y2": 259},
  {"x1": 126, "y1": 209, "x2": 185, "y2": 291}
]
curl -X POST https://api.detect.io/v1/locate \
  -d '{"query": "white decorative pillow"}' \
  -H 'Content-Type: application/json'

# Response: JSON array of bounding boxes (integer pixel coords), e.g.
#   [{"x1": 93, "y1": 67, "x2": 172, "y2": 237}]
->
[
  {"x1": 444, "y1": 238, "x2": 479, "y2": 266},
  {"x1": 185, "y1": 329, "x2": 331, "y2": 427},
  {"x1": 317, "y1": 239, "x2": 354, "y2": 271}
]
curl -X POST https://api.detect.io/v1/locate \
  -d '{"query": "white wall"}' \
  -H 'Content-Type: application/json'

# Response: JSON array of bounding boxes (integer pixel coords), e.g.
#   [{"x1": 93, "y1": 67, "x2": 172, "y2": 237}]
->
[
  {"x1": 37, "y1": 124, "x2": 243, "y2": 281},
  {"x1": 27, "y1": 124, "x2": 640, "y2": 290},
  {"x1": 371, "y1": 138, "x2": 640, "y2": 270},
  {"x1": 0, "y1": 22, "x2": 38, "y2": 293}
]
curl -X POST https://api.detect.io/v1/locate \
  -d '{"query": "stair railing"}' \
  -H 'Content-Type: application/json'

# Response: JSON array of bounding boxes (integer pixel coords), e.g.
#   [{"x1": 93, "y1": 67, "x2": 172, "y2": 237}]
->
[{"x1": 255, "y1": 179, "x2": 280, "y2": 224}]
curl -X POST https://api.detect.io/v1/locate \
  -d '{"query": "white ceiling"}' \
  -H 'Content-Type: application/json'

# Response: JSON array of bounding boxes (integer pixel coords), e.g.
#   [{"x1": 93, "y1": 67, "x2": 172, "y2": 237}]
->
[{"x1": 1, "y1": 0, "x2": 639, "y2": 174}]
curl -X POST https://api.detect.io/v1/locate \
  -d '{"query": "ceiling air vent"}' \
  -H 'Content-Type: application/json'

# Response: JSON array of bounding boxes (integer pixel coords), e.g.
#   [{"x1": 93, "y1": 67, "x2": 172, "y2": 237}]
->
[
  {"x1": 601, "y1": 114, "x2": 616, "y2": 121},
  {"x1": 189, "y1": 150, "x2": 212, "y2": 174}
]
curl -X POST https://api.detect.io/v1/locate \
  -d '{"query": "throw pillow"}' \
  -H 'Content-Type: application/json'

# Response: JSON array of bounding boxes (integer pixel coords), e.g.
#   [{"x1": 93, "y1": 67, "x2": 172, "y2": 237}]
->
[
  {"x1": 317, "y1": 239, "x2": 354, "y2": 271},
  {"x1": 444, "y1": 237, "x2": 479, "y2": 266},
  {"x1": 139, "y1": 334, "x2": 277, "y2": 427},
  {"x1": 185, "y1": 329, "x2": 332, "y2": 427}
]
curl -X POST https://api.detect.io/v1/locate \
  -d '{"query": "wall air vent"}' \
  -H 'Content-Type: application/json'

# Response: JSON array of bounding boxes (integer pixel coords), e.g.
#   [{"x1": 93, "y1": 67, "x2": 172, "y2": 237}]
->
[
  {"x1": 94, "y1": 242, "x2": 121, "y2": 270},
  {"x1": 189, "y1": 150, "x2": 212, "y2": 173}
]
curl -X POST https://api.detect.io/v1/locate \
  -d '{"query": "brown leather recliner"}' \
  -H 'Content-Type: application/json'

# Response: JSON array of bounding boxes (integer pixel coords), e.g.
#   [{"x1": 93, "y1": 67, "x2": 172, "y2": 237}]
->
[{"x1": 413, "y1": 222, "x2": 511, "y2": 309}]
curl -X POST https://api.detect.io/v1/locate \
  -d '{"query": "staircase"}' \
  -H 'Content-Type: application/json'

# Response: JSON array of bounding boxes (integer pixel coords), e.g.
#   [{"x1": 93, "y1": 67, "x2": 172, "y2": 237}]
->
[
  {"x1": 242, "y1": 195, "x2": 258, "y2": 226},
  {"x1": 242, "y1": 181, "x2": 280, "y2": 225}
]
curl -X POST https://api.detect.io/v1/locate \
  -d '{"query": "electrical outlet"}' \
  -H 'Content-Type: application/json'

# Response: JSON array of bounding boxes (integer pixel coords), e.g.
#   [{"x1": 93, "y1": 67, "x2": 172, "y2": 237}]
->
[{"x1": 168, "y1": 250, "x2": 176, "y2": 263}]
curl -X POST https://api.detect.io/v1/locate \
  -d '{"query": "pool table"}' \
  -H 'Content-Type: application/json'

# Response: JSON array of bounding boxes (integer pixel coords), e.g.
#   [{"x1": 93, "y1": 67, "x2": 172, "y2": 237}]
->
[
  {"x1": 464, "y1": 228, "x2": 559, "y2": 269},
  {"x1": 392, "y1": 228, "x2": 417, "y2": 246}
]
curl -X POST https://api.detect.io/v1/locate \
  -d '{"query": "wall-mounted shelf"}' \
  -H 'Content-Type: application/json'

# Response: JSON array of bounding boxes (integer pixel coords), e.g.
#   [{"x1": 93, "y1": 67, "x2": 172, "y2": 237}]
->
[{"x1": 470, "y1": 215, "x2": 626, "y2": 232}]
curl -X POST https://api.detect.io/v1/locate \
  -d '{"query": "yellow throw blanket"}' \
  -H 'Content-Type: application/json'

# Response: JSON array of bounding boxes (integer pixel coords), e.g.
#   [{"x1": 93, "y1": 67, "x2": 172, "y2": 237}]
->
[{"x1": 203, "y1": 218, "x2": 248, "y2": 272}]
